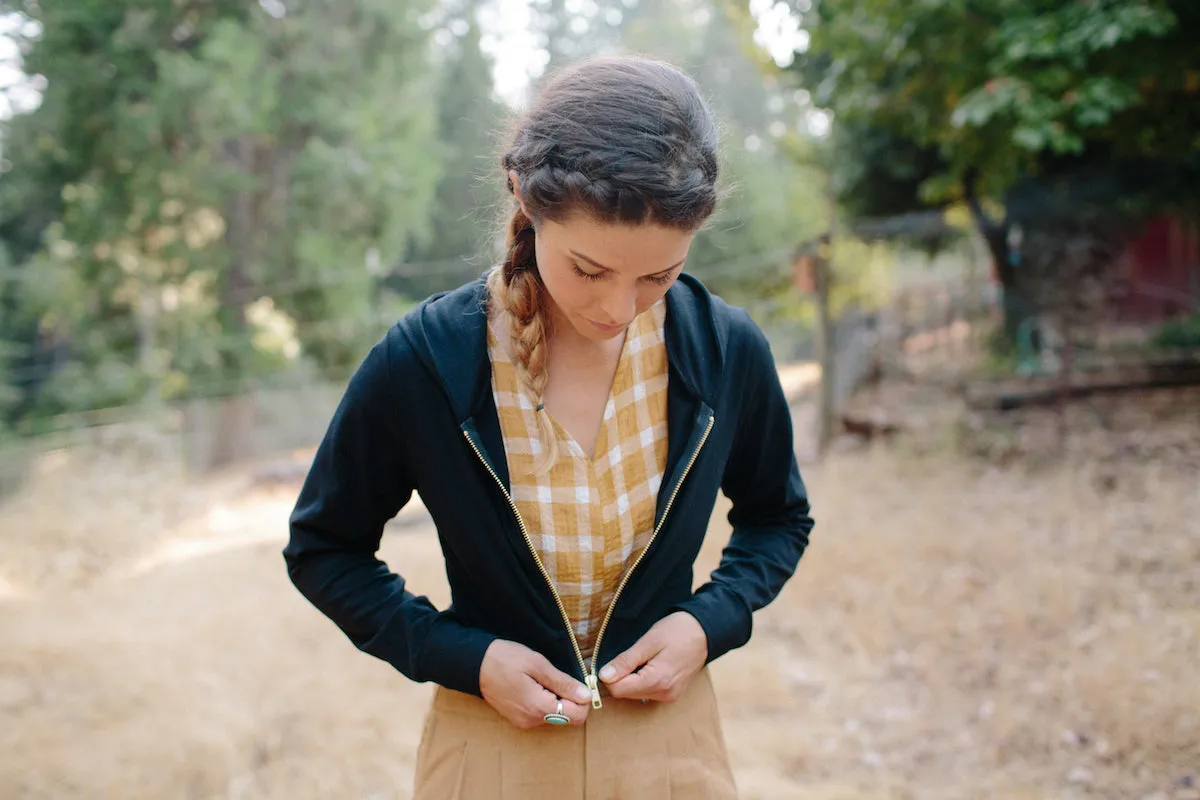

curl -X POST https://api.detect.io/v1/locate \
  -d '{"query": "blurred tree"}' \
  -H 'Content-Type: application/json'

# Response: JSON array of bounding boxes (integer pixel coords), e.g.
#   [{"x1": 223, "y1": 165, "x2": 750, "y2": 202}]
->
[
  {"x1": 0, "y1": 92, "x2": 60, "y2": 426},
  {"x1": 788, "y1": 0, "x2": 1200, "y2": 340},
  {"x1": 619, "y1": 0, "x2": 704, "y2": 71},
  {"x1": 0, "y1": 0, "x2": 252, "y2": 426},
  {"x1": 1, "y1": 0, "x2": 443, "y2": 453},
  {"x1": 689, "y1": 1, "x2": 774, "y2": 136},
  {"x1": 400, "y1": 0, "x2": 507, "y2": 297},
  {"x1": 618, "y1": 0, "x2": 828, "y2": 304},
  {"x1": 534, "y1": 0, "x2": 624, "y2": 78},
  {"x1": 156, "y1": 1, "x2": 442, "y2": 387}
]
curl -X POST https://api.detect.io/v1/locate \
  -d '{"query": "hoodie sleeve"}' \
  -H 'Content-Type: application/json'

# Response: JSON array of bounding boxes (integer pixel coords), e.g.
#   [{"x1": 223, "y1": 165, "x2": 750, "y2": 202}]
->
[
  {"x1": 674, "y1": 309, "x2": 814, "y2": 663},
  {"x1": 282, "y1": 329, "x2": 497, "y2": 696}
]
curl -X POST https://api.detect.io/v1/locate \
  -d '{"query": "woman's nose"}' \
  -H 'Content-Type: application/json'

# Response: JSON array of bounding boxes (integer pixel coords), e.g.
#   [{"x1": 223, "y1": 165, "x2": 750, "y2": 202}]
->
[{"x1": 599, "y1": 286, "x2": 637, "y2": 327}]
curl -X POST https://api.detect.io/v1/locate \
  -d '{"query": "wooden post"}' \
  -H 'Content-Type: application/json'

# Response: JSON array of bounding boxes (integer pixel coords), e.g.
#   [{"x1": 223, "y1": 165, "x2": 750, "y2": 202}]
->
[
  {"x1": 816, "y1": 195, "x2": 837, "y2": 455},
  {"x1": 816, "y1": 251, "x2": 835, "y2": 454}
]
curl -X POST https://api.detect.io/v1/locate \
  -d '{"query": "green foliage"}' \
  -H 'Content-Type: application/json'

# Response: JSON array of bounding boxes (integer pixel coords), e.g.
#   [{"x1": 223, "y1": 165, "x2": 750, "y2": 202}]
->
[
  {"x1": 1152, "y1": 312, "x2": 1200, "y2": 351},
  {"x1": 783, "y1": 0, "x2": 1200, "y2": 346},
  {"x1": 0, "y1": 0, "x2": 828, "y2": 429},
  {"x1": 691, "y1": 129, "x2": 824, "y2": 295},
  {"x1": 401, "y1": 0, "x2": 507, "y2": 297},
  {"x1": 949, "y1": 3, "x2": 1176, "y2": 160},
  {"x1": 1, "y1": 0, "x2": 443, "y2": 421},
  {"x1": 616, "y1": 0, "x2": 827, "y2": 296},
  {"x1": 792, "y1": 0, "x2": 1199, "y2": 206}
]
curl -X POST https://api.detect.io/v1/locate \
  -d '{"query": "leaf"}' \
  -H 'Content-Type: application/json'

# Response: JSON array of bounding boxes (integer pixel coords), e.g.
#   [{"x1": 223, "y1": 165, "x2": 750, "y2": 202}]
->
[
  {"x1": 951, "y1": 86, "x2": 1004, "y2": 129},
  {"x1": 1012, "y1": 125, "x2": 1048, "y2": 151}
]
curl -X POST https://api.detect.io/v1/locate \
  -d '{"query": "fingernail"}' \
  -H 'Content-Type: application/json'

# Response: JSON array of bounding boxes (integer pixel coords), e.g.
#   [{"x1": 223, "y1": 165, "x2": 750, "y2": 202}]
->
[
  {"x1": 600, "y1": 666, "x2": 616, "y2": 682},
  {"x1": 575, "y1": 686, "x2": 591, "y2": 703}
]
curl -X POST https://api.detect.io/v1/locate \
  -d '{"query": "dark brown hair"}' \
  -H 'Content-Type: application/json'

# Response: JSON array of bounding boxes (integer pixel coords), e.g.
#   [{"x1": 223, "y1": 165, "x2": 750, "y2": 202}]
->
[{"x1": 488, "y1": 56, "x2": 720, "y2": 473}]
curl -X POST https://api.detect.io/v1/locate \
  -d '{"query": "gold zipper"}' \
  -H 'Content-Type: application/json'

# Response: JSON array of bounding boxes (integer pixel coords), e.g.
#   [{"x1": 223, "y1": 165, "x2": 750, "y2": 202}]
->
[
  {"x1": 586, "y1": 411, "x2": 715, "y2": 708},
  {"x1": 461, "y1": 431, "x2": 591, "y2": 688},
  {"x1": 464, "y1": 411, "x2": 715, "y2": 711}
]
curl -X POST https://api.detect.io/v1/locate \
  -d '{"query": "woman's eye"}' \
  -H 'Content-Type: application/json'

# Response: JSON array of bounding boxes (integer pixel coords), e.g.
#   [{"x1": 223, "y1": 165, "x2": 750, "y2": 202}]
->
[
  {"x1": 572, "y1": 265, "x2": 605, "y2": 282},
  {"x1": 644, "y1": 272, "x2": 674, "y2": 286}
]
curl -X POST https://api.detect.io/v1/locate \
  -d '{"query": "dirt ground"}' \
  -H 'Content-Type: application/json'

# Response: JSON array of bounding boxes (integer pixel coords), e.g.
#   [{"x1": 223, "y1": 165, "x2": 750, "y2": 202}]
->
[{"x1": 1, "y1": 382, "x2": 1197, "y2": 800}]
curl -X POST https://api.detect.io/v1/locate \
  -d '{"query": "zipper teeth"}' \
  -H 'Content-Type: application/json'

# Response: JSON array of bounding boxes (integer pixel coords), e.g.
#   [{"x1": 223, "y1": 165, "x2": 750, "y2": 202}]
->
[
  {"x1": 588, "y1": 412, "x2": 715, "y2": 676},
  {"x1": 462, "y1": 431, "x2": 589, "y2": 678}
]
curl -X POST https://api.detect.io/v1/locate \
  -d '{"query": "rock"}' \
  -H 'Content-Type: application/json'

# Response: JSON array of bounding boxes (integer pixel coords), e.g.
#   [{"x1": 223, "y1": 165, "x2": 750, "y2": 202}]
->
[
  {"x1": 840, "y1": 412, "x2": 901, "y2": 442},
  {"x1": 1061, "y1": 729, "x2": 1087, "y2": 747},
  {"x1": 978, "y1": 699, "x2": 995, "y2": 719},
  {"x1": 1067, "y1": 766, "x2": 1094, "y2": 785}
]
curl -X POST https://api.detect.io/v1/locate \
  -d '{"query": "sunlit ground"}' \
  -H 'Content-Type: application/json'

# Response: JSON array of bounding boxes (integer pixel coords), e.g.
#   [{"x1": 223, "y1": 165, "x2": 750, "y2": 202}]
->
[{"x1": 1, "y1": 382, "x2": 1197, "y2": 799}]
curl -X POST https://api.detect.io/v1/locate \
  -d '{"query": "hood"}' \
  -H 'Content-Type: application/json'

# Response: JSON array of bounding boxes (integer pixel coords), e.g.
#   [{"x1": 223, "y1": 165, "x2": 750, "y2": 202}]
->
[{"x1": 400, "y1": 273, "x2": 729, "y2": 427}]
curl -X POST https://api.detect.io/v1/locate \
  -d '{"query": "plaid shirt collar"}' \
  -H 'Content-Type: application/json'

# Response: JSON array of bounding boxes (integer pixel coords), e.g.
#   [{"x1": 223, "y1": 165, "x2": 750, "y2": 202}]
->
[{"x1": 414, "y1": 273, "x2": 726, "y2": 429}]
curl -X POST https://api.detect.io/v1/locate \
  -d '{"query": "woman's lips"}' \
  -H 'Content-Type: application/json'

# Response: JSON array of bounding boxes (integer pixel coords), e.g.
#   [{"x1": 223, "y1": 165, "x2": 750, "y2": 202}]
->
[{"x1": 588, "y1": 319, "x2": 626, "y2": 334}]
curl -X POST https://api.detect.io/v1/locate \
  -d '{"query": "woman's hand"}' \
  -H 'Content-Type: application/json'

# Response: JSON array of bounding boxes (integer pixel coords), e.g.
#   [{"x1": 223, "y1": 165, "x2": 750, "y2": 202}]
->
[
  {"x1": 479, "y1": 640, "x2": 593, "y2": 729},
  {"x1": 598, "y1": 612, "x2": 708, "y2": 703}
]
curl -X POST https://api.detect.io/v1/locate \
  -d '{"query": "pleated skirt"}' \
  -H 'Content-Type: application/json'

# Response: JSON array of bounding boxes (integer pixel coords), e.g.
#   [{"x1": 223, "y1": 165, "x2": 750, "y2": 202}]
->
[{"x1": 412, "y1": 668, "x2": 737, "y2": 800}]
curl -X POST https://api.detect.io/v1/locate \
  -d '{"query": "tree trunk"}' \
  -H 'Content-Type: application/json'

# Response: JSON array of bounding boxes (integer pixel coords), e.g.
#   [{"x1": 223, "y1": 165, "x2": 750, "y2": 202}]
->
[
  {"x1": 984, "y1": 226, "x2": 1033, "y2": 345},
  {"x1": 816, "y1": 189, "x2": 837, "y2": 455},
  {"x1": 209, "y1": 135, "x2": 259, "y2": 470},
  {"x1": 208, "y1": 392, "x2": 257, "y2": 469},
  {"x1": 816, "y1": 254, "x2": 835, "y2": 454},
  {"x1": 964, "y1": 171, "x2": 1031, "y2": 346},
  {"x1": 206, "y1": 119, "x2": 309, "y2": 471}
]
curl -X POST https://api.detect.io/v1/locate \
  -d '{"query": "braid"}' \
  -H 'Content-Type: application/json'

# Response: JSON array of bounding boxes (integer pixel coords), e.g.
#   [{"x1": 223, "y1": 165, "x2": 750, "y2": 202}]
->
[
  {"x1": 486, "y1": 56, "x2": 721, "y2": 474},
  {"x1": 500, "y1": 59, "x2": 720, "y2": 230},
  {"x1": 486, "y1": 207, "x2": 560, "y2": 475}
]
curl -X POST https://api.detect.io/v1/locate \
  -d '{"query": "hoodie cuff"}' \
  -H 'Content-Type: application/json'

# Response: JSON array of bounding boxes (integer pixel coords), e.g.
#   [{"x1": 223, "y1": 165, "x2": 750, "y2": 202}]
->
[
  {"x1": 671, "y1": 584, "x2": 753, "y2": 663},
  {"x1": 419, "y1": 615, "x2": 498, "y2": 697}
]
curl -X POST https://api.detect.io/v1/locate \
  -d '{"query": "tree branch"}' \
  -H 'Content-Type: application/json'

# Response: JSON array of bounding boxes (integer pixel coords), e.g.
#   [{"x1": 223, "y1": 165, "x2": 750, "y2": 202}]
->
[{"x1": 962, "y1": 166, "x2": 1004, "y2": 235}]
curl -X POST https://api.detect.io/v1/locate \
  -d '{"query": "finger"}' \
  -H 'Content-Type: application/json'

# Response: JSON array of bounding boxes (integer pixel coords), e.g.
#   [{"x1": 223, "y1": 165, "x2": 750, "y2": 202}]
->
[
  {"x1": 605, "y1": 661, "x2": 668, "y2": 700},
  {"x1": 559, "y1": 698, "x2": 589, "y2": 725},
  {"x1": 605, "y1": 671, "x2": 654, "y2": 700},
  {"x1": 519, "y1": 680, "x2": 589, "y2": 728},
  {"x1": 533, "y1": 685, "x2": 589, "y2": 727},
  {"x1": 526, "y1": 654, "x2": 592, "y2": 706},
  {"x1": 599, "y1": 634, "x2": 665, "y2": 685}
]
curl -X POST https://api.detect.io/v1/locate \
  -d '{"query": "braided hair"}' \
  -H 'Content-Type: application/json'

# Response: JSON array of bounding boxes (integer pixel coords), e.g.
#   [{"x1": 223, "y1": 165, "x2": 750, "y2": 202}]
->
[{"x1": 487, "y1": 56, "x2": 720, "y2": 474}]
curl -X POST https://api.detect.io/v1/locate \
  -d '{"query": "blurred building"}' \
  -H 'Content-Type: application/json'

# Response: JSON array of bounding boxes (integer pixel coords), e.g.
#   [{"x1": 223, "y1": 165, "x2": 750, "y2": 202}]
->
[{"x1": 1115, "y1": 215, "x2": 1200, "y2": 323}]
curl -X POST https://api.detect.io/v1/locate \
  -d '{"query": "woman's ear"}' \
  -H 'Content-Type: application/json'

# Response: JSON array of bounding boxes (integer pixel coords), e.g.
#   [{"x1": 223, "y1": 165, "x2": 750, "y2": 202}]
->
[{"x1": 509, "y1": 170, "x2": 532, "y2": 220}]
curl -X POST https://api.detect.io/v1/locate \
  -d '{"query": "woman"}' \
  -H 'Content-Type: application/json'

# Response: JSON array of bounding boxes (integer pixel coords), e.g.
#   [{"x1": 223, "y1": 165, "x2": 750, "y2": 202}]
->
[{"x1": 284, "y1": 56, "x2": 814, "y2": 798}]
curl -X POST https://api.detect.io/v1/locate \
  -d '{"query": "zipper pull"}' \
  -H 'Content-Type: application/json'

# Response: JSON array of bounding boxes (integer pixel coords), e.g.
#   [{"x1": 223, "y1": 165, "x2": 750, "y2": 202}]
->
[{"x1": 586, "y1": 674, "x2": 603, "y2": 709}]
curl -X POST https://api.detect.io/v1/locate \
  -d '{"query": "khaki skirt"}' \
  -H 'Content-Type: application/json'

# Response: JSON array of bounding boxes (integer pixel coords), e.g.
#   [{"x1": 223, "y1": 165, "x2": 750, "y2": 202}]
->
[{"x1": 412, "y1": 668, "x2": 737, "y2": 799}]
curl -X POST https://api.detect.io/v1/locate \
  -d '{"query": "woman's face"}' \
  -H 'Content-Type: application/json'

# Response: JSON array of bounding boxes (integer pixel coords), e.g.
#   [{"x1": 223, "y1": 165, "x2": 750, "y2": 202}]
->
[{"x1": 525, "y1": 208, "x2": 696, "y2": 344}]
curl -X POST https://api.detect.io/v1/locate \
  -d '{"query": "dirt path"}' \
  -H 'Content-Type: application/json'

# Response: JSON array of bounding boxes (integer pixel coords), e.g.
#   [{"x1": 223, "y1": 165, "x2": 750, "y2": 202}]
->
[{"x1": 1, "y1": 397, "x2": 1197, "y2": 799}]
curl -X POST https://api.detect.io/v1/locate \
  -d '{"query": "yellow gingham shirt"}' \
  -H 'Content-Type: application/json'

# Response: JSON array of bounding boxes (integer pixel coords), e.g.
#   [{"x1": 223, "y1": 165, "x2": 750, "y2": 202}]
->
[{"x1": 488, "y1": 300, "x2": 669, "y2": 659}]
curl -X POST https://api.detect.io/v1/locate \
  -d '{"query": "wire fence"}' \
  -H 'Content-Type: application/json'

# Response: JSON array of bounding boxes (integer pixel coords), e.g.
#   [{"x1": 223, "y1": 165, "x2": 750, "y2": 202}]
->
[
  {"x1": 4, "y1": 211, "x2": 1194, "y2": 501},
  {"x1": 3, "y1": 297, "x2": 996, "y2": 494},
  {"x1": 780, "y1": 275, "x2": 999, "y2": 459}
]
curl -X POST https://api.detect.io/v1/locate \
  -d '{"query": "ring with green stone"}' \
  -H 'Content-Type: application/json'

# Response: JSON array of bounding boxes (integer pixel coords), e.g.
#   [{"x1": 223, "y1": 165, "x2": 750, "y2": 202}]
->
[{"x1": 543, "y1": 699, "x2": 570, "y2": 726}]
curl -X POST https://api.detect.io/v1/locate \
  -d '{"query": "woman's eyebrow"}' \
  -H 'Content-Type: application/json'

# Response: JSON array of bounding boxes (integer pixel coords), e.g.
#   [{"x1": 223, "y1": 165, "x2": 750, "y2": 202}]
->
[
  {"x1": 568, "y1": 249, "x2": 685, "y2": 275},
  {"x1": 568, "y1": 251, "x2": 614, "y2": 272}
]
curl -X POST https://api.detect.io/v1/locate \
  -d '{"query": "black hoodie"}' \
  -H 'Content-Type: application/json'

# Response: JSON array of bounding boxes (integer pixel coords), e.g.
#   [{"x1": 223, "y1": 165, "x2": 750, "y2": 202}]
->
[{"x1": 284, "y1": 274, "x2": 814, "y2": 700}]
